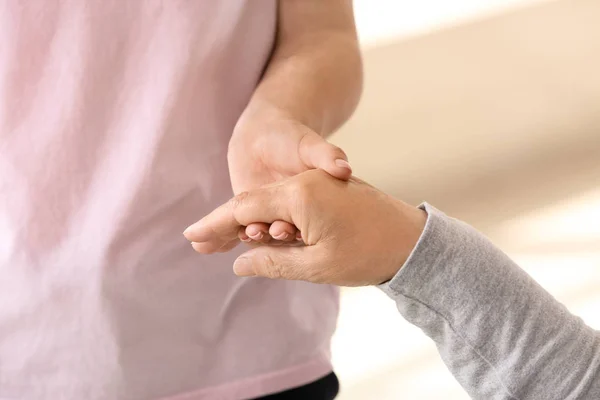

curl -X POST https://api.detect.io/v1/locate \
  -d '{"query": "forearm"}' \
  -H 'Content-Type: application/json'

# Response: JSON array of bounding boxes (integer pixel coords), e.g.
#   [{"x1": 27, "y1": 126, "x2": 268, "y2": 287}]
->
[
  {"x1": 380, "y1": 204, "x2": 600, "y2": 399},
  {"x1": 239, "y1": 1, "x2": 362, "y2": 136}
]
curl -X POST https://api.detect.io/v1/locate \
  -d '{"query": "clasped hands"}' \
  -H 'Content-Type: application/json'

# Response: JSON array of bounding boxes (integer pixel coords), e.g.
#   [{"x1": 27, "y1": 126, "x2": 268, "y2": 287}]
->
[
  {"x1": 184, "y1": 169, "x2": 426, "y2": 287},
  {"x1": 184, "y1": 106, "x2": 426, "y2": 286}
]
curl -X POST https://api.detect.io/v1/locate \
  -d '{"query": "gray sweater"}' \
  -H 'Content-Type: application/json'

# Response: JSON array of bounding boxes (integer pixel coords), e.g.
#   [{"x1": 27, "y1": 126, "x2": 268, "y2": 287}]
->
[{"x1": 379, "y1": 204, "x2": 600, "y2": 399}]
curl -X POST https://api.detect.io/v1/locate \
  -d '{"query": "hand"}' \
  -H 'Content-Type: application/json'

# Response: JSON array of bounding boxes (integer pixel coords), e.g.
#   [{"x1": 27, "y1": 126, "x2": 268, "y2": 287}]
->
[
  {"x1": 184, "y1": 170, "x2": 427, "y2": 287},
  {"x1": 227, "y1": 105, "x2": 352, "y2": 246}
]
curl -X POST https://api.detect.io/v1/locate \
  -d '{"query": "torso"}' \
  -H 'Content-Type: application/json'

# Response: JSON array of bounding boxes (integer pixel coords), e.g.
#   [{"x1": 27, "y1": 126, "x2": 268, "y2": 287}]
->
[{"x1": 0, "y1": 2, "x2": 338, "y2": 399}]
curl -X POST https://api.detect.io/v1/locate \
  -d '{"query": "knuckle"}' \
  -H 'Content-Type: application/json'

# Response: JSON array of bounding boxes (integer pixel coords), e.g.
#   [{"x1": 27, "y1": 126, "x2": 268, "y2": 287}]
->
[
  {"x1": 330, "y1": 144, "x2": 346, "y2": 159},
  {"x1": 230, "y1": 191, "x2": 250, "y2": 209},
  {"x1": 261, "y1": 254, "x2": 284, "y2": 280},
  {"x1": 290, "y1": 176, "x2": 317, "y2": 202},
  {"x1": 287, "y1": 179, "x2": 308, "y2": 201}
]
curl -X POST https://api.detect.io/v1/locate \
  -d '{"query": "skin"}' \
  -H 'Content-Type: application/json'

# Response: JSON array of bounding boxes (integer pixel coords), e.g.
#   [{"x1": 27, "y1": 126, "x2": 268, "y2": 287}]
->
[
  {"x1": 227, "y1": 0, "x2": 363, "y2": 248},
  {"x1": 184, "y1": 170, "x2": 428, "y2": 287}
]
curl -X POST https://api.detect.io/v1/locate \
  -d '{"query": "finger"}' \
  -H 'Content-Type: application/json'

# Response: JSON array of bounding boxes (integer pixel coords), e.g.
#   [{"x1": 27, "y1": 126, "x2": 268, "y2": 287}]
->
[
  {"x1": 239, "y1": 239, "x2": 296, "y2": 249},
  {"x1": 238, "y1": 226, "x2": 251, "y2": 243},
  {"x1": 215, "y1": 240, "x2": 241, "y2": 253},
  {"x1": 233, "y1": 246, "x2": 320, "y2": 282},
  {"x1": 191, "y1": 238, "x2": 239, "y2": 254},
  {"x1": 241, "y1": 239, "x2": 306, "y2": 248},
  {"x1": 183, "y1": 185, "x2": 292, "y2": 243},
  {"x1": 298, "y1": 132, "x2": 352, "y2": 180},
  {"x1": 245, "y1": 222, "x2": 272, "y2": 243},
  {"x1": 268, "y1": 220, "x2": 297, "y2": 242}
]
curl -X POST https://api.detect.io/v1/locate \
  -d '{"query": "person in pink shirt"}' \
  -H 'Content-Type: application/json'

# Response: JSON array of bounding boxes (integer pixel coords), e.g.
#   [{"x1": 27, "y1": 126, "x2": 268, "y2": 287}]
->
[{"x1": 0, "y1": 1, "x2": 361, "y2": 399}]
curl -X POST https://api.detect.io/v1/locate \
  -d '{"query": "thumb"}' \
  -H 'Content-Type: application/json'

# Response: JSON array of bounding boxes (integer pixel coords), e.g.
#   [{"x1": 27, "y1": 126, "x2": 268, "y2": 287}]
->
[
  {"x1": 298, "y1": 132, "x2": 352, "y2": 180},
  {"x1": 233, "y1": 246, "x2": 314, "y2": 281}
]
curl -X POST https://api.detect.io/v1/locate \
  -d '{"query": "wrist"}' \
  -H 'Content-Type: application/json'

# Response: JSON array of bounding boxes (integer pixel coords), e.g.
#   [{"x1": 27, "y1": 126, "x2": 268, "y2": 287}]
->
[
  {"x1": 234, "y1": 94, "x2": 328, "y2": 138},
  {"x1": 379, "y1": 202, "x2": 428, "y2": 284},
  {"x1": 232, "y1": 100, "x2": 293, "y2": 138}
]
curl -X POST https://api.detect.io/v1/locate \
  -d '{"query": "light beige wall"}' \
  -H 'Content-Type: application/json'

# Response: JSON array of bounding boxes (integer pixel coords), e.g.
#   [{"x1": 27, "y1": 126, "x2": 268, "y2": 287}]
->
[
  {"x1": 332, "y1": 3, "x2": 600, "y2": 399},
  {"x1": 333, "y1": 0, "x2": 600, "y2": 239}
]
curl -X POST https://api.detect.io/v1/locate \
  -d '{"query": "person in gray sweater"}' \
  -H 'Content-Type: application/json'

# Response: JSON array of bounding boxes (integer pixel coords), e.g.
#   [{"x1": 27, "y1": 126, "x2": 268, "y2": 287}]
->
[{"x1": 184, "y1": 169, "x2": 600, "y2": 400}]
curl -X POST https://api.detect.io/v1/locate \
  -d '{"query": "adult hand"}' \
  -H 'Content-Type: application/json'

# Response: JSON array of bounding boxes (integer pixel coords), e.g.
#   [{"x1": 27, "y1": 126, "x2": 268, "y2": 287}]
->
[
  {"x1": 184, "y1": 170, "x2": 427, "y2": 287},
  {"x1": 227, "y1": 105, "x2": 352, "y2": 245}
]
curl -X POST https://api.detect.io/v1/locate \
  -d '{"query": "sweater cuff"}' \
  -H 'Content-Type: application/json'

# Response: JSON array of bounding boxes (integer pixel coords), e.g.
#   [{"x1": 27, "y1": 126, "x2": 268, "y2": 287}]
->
[{"x1": 378, "y1": 203, "x2": 460, "y2": 301}]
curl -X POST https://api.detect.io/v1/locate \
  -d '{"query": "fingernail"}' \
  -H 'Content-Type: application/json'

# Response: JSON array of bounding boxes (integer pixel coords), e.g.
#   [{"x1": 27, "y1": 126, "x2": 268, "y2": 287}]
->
[
  {"x1": 241, "y1": 237, "x2": 252, "y2": 243},
  {"x1": 273, "y1": 232, "x2": 289, "y2": 241},
  {"x1": 296, "y1": 232, "x2": 303, "y2": 241},
  {"x1": 183, "y1": 225, "x2": 194, "y2": 237},
  {"x1": 249, "y1": 232, "x2": 264, "y2": 240},
  {"x1": 335, "y1": 159, "x2": 352, "y2": 172},
  {"x1": 233, "y1": 257, "x2": 255, "y2": 277}
]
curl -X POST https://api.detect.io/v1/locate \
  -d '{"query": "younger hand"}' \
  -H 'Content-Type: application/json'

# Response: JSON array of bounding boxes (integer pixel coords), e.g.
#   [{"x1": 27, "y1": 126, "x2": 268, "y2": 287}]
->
[
  {"x1": 228, "y1": 106, "x2": 352, "y2": 245},
  {"x1": 184, "y1": 170, "x2": 427, "y2": 286}
]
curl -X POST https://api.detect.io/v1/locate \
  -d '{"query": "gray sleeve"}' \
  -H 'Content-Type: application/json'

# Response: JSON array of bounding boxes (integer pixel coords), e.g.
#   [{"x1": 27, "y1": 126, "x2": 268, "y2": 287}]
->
[{"x1": 378, "y1": 203, "x2": 600, "y2": 400}]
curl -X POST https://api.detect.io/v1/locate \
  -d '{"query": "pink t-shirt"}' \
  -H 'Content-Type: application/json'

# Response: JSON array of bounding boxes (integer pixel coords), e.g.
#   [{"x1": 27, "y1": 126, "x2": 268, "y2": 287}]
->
[{"x1": 0, "y1": 2, "x2": 339, "y2": 399}]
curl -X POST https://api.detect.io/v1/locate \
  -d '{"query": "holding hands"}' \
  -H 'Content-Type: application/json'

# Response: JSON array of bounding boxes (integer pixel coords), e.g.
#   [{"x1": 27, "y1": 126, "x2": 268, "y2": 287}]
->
[
  {"x1": 184, "y1": 170, "x2": 427, "y2": 286},
  {"x1": 227, "y1": 106, "x2": 353, "y2": 247}
]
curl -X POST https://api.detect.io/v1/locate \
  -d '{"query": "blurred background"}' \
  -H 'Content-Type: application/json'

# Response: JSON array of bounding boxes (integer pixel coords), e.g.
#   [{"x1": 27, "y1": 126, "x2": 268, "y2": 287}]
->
[{"x1": 330, "y1": 0, "x2": 600, "y2": 398}]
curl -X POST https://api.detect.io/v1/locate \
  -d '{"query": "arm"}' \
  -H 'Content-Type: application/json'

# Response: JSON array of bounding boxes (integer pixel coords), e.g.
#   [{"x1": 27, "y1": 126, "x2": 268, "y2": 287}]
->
[
  {"x1": 185, "y1": 170, "x2": 600, "y2": 399},
  {"x1": 227, "y1": 0, "x2": 362, "y2": 241},
  {"x1": 380, "y1": 204, "x2": 600, "y2": 400},
  {"x1": 237, "y1": 0, "x2": 362, "y2": 136}
]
